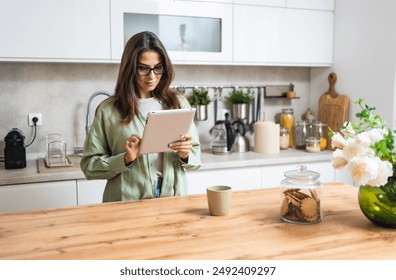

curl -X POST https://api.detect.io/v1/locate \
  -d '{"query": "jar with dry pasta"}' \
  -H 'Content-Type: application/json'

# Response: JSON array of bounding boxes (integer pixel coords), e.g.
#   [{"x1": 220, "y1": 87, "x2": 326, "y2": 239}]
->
[{"x1": 280, "y1": 166, "x2": 322, "y2": 224}]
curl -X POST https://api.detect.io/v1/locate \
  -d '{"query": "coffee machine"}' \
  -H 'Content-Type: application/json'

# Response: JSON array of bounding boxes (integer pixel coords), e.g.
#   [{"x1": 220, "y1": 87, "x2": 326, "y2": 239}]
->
[{"x1": 4, "y1": 128, "x2": 26, "y2": 169}]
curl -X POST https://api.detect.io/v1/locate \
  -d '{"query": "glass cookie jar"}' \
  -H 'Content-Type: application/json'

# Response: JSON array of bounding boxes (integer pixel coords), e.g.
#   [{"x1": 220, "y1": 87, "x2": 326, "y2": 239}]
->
[{"x1": 280, "y1": 166, "x2": 322, "y2": 224}]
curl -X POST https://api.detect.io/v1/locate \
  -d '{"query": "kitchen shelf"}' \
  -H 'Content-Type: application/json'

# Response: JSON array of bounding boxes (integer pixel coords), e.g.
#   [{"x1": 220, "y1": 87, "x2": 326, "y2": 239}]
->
[{"x1": 264, "y1": 96, "x2": 300, "y2": 99}]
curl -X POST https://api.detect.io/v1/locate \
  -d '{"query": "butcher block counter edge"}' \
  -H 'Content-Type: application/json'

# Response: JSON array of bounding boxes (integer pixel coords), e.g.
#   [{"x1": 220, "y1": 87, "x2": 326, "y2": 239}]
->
[{"x1": 0, "y1": 149, "x2": 332, "y2": 186}]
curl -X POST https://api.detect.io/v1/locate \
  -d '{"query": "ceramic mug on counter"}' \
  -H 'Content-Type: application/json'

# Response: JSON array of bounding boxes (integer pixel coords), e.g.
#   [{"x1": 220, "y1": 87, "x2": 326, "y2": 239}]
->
[{"x1": 206, "y1": 185, "x2": 232, "y2": 216}]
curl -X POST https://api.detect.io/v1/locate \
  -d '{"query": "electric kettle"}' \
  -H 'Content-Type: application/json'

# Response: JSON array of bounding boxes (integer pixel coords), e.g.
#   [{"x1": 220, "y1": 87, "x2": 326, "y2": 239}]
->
[
  {"x1": 232, "y1": 120, "x2": 250, "y2": 153},
  {"x1": 211, "y1": 113, "x2": 235, "y2": 154}
]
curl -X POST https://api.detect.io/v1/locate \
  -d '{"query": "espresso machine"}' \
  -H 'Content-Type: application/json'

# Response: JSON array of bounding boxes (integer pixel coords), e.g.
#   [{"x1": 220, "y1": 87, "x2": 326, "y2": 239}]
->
[{"x1": 4, "y1": 128, "x2": 26, "y2": 169}]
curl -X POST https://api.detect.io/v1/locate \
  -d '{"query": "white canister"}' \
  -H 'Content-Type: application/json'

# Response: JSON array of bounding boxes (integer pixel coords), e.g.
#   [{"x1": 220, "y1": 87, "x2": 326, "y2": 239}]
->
[{"x1": 253, "y1": 121, "x2": 280, "y2": 154}]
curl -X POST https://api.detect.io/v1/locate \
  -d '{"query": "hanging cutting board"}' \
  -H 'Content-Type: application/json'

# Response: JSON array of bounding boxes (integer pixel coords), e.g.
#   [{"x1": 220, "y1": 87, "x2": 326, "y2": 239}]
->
[{"x1": 317, "y1": 72, "x2": 349, "y2": 150}]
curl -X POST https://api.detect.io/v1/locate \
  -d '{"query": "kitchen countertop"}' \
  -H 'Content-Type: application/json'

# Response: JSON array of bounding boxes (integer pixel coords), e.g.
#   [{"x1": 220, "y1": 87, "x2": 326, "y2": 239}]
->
[
  {"x1": 0, "y1": 149, "x2": 332, "y2": 186},
  {"x1": 0, "y1": 183, "x2": 394, "y2": 260}
]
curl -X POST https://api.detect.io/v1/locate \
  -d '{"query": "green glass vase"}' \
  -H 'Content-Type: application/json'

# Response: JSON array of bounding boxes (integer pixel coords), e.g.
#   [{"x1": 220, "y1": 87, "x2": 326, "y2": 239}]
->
[{"x1": 358, "y1": 185, "x2": 396, "y2": 228}]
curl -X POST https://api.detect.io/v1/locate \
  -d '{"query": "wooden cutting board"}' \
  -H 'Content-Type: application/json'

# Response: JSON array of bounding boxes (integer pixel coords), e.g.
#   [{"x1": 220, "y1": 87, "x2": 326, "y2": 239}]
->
[{"x1": 317, "y1": 72, "x2": 349, "y2": 149}]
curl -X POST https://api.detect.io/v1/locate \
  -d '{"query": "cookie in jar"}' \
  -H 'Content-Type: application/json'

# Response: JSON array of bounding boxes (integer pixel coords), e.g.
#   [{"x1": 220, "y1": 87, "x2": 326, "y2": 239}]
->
[{"x1": 280, "y1": 166, "x2": 322, "y2": 224}]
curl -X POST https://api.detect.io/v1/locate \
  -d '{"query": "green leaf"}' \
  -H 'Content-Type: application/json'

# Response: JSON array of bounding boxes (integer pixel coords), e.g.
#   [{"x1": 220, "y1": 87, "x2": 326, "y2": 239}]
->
[
  {"x1": 328, "y1": 126, "x2": 334, "y2": 138},
  {"x1": 226, "y1": 89, "x2": 252, "y2": 104},
  {"x1": 188, "y1": 88, "x2": 211, "y2": 105}
]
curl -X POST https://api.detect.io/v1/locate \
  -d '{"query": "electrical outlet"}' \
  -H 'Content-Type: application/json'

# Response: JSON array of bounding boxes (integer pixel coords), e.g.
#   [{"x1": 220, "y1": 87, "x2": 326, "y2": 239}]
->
[{"x1": 28, "y1": 113, "x2": 42, "y2": 126}]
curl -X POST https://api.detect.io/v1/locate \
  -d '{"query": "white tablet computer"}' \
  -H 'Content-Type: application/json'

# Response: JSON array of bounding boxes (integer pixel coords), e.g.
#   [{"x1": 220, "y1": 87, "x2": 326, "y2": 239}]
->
[{"x1": 139, "y1": 108, "x2": 196, "y2": 154}]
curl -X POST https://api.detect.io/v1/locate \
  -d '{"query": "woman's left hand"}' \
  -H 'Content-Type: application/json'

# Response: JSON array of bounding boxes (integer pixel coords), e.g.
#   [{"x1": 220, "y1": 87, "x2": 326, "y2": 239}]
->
[{"x1": 168, "y1": 134, "x2": 193, "y2": 160}]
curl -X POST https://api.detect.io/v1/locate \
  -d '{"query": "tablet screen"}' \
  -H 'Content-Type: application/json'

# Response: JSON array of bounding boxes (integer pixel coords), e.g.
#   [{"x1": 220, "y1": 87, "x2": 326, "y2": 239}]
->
[{"x1": 139, "y1": 108, "x2": 196, "y2": 154}]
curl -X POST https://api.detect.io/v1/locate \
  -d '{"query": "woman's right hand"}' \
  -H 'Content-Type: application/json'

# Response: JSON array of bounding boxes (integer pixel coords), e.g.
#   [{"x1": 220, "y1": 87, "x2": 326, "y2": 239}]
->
[{"x1": 124, "y1": 134, "x2": 142, "y2": 165}]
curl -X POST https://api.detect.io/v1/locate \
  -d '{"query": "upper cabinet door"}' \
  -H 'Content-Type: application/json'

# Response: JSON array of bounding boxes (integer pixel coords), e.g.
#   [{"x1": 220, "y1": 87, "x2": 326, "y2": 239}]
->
[
  {"x1": 233, "y1": 0, "x2": 286, "y2": 7},
  {"x1": 0, "y1": 0, "x2": 110, "y2": 61},
  {"x1": 286, "y1": 0, "x2": 334, "y2": 11},
  {"x1": 280, "y1": 8, "x2": 334, "y2": 65},
  {"x1": 110, "y1": 0, "x2": 233, "y2": 64},
  {"x1": 233, "y1": 4, "x2": 333, "y2": 66},
  {"x1": 175, "y1": 0, "x2": 233, "y2": 3},
  {"x1": 233, "y1": 6, "x2": 284, "y2": 64}
]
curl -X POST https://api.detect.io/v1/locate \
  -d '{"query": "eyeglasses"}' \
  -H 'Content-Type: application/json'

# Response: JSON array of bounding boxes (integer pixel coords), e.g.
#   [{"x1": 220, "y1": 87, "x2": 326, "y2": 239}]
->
[{"x1": 137, "y1": 65, "x2": 164, "y2": 76}]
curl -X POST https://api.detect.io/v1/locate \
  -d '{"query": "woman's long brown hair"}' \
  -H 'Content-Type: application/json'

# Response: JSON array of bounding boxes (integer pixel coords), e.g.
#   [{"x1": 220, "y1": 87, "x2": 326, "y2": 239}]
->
[{"x1": 113, "y1": 31, "x2": 181, "y2": 125}]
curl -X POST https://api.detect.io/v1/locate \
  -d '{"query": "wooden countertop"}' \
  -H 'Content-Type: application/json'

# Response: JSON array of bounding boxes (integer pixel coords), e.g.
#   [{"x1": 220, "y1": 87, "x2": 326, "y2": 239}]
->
[{"x1": 0, "y1": 183, "x2": 395, "y2": 260}]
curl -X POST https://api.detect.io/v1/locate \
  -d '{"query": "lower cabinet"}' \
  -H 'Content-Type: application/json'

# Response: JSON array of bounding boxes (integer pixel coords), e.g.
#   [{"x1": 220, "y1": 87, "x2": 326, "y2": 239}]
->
[
  {"x1": 0, "y1": 179, "x2": 107, "y2": 213},
  {"x1": 0, "y1": 181, "x2": 77, "y2": 213},
  {"x1": 76, "y1": 179, "x2": 106, "y2": 205},
  {"x1": 261, "y1": 161, "x2": 335, "y2": 188},
  {"x1": 186, "y1": 161, "x2": 338, "y2": 194},
  {"x1": 186, "y1": 166, "x2": 262, "y2": 194}
]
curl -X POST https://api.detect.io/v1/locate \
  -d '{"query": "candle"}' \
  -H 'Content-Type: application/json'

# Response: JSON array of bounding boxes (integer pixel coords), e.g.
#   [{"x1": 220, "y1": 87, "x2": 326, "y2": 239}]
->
[{"x1": 254, "y1": 121, "x2": 280, "y2": 154}]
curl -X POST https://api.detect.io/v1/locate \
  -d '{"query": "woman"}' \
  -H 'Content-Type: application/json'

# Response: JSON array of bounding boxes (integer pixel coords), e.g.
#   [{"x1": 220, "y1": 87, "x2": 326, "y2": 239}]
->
[{"x1": 80, "y1": 31, "x2": 201, "y2": 202}]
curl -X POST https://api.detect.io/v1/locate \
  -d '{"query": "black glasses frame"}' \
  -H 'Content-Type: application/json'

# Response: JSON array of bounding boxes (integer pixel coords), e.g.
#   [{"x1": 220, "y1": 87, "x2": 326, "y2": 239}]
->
[{"x1": 137, "y1": 65, "x2": 164, "y2": 76}]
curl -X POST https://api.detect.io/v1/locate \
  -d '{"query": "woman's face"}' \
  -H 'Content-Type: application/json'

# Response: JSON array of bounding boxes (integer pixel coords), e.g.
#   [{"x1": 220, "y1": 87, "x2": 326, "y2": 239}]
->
[{"x1": 136, "y1": 51, "x2": 163, "y2": 98}]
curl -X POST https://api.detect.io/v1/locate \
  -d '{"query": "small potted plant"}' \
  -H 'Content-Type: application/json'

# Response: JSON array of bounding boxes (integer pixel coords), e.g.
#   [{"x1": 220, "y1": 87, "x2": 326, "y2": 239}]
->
[
  {"x1": 187, "y1": 87, "x2": 211, "y2": 121},
  {"x1": 287, "y1": 83, "x2": 297, "y2": 98},
  {"x1": 226, "y1": 89, "x2": 252, "y2": 120}
]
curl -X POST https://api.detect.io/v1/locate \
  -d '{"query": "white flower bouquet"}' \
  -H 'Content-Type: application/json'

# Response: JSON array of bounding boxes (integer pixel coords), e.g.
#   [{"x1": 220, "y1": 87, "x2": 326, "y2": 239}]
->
[{"x1": 330, "y1": 99, "x2": 396, "y2": 199}]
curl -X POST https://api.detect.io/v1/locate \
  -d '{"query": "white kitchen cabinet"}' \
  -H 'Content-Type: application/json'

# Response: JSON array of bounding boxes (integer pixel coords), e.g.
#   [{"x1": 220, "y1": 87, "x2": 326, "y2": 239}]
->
[
  {"x1": 76, "y1": 179, "x2": 106, "y2": 205},
  {"x1": 110, "y1": 0, "x2": 233, "y2": 63},
  {"x1": 233, "y1": 5, "x2": 283, "y2": 65},
  {"x1": 0, "y1": 0, "x2": 110, "y2": 61},
  {"x1": 0, "y1": 181, "x2": 77, "y2": 213},
  {"x1": 176, "y1": 0, "x2": 233, "y2": 3},
  {"x1": 186, "y1": 166, "x2": 262, "y2": 194},
  {"x1": 286, "y1": 0, "x2": 334, "y2": 11},
  {"x1": 233, "y1": 4, "x2": 334, "y2": 66},
  {"x1": 233, "y1": 0, "x2": 285, "y2": 7},
  {"x1": 280, "y1": 8, "x2": 334, "y2": 65},
  {"x1": 0, "y1": 0, "x2": 335, "y2": 66},
  {"x1": 187, "y1": 160, "x2": 333, "y2": 194},
  {"x1": 261, "y1": 161, "x2": 334, "y2": 188}
]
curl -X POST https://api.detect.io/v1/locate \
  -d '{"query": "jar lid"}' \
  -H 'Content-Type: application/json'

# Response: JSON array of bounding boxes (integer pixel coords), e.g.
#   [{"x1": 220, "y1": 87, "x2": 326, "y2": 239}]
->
[
  {"x1": 305, "y1": 137, "x2": 320, "y2": 143},
  {"x1": 284, "y1": 165, "x2": 320, "y2": 181},
  {"x1": 282, "y1": 108, "x2": 294, "y2": 113}
]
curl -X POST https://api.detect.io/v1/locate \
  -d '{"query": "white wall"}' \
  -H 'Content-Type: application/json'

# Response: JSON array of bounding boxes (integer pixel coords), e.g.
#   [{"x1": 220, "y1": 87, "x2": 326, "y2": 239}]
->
[{"x1": 310, "y1": 0, "x2": 396, "y2": 129}]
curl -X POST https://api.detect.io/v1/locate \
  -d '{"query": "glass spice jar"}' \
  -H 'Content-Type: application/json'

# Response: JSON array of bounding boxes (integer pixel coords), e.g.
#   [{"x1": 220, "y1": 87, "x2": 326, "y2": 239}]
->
[
  {"x1": 279, "y1": 127, "x2": 289, "y2": 150},
  {"x1": 312, "y1": 121, "x2": 327, "y2": 150},
  {"x1": 305, "y1": 137, "x2": 321, "y2": 153},
  {"x1": 294, "y1": 120, "x2": 307, "y2": 149},
  {"x1": 305, "y1": 115, "x2": 315, "y2": 139},
  {"x1": 280, "y1": 108, "x2": 294, "y2": 147},
  {"x1": 280, "y1": 166, "x2": 322, "y2": 224}
]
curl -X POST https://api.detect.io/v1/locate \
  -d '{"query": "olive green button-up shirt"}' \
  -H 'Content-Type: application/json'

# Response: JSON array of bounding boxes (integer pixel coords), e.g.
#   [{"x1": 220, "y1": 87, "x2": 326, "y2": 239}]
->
[{"x1": 80, "y1": 97, "x2": 201, "y2": 202}]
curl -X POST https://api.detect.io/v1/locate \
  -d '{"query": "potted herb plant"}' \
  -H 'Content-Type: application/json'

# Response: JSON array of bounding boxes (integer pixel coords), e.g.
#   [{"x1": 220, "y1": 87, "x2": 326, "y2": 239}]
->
[
  {"x1": 187, "y1": 87, "x2": 211, "y2": 121},
  {"x1": 226, "y1": 89, "x2": 252, "y2": 120}
]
